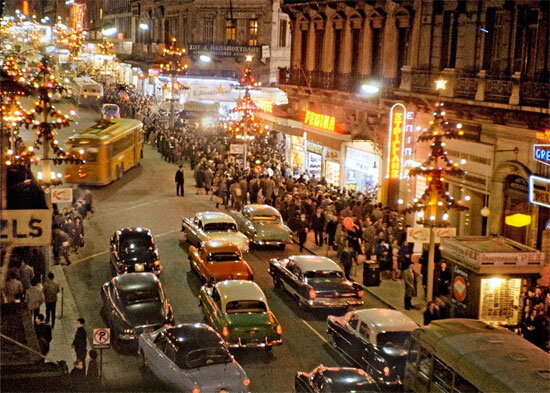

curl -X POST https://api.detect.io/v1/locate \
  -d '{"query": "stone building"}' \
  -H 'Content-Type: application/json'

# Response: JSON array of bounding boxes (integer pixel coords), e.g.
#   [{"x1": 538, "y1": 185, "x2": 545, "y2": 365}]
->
[
  {"x1": 130, "y1": 0, "x2": 290, "y2": 85},
  {"x1": 270, "y1": 0, "x2": 549, "y2": 249}
]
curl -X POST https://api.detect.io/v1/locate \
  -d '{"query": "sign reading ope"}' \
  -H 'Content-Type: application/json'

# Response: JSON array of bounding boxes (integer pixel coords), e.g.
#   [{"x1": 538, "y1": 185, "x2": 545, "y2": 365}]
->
[{"x1": 93, "y1": 328, "x2": 111, "y2": 349}]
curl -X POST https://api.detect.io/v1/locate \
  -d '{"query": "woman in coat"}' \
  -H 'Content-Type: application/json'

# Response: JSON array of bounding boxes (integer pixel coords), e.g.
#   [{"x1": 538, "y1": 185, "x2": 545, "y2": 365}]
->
[{"x1": 402, "y1": 261, "x2": 417, "y2": 310}]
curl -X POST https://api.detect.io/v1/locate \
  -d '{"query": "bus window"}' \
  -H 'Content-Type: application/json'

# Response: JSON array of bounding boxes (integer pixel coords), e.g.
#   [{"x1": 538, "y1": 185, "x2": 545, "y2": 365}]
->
[
  {"x1": 433, "y1": 357, "x2": 453, "y2": 392},
  {"x1": 418, "y1": 347, "x2": 431, "y2": 377},
  {"x1": 454, "y1": 373, "x2": 480, "y2": 393}
]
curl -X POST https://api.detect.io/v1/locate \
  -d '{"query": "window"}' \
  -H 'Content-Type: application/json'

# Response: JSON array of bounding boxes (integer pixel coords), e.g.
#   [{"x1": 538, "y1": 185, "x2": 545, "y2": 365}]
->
[
  {"x1": 110, "y1": 133, "x2": 134, "y2": 158},
  {"x1": 249, "y1": 19, "x2": 258, "y2": 46},
  {"x1": 348, "y1": 316, "x2": 359, "y2": 330},
  {"x1": 408, "y1": 338, "x2": 420, "y2": 363},
  {"x1": 154, "y1": 334, "x2": 168, "y2": 353},
  {"x1": 204, "y1": 18, "x2": 213, "y2": 43},
  {"x1": 225, "y1": 19, "x2": 236, "y2": 43},
  {"x1": 359, "y1": 322, "x2": 369, "y2": 340},
  {"x1": 279, "y1": 20, "x2": 287, "y2": 47}
]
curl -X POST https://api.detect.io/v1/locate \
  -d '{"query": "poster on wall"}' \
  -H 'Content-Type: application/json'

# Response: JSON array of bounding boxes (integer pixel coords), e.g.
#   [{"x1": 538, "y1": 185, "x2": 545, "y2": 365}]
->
[
  {"x1": 308, "y1": 153, "x2": 322, "y2": 179},
  {"x1": 479, "y1": 277, "x2": 522, "y2": 325},
  {"x1": 451, "y1": 265, "x2": 469, "y2": 310}
]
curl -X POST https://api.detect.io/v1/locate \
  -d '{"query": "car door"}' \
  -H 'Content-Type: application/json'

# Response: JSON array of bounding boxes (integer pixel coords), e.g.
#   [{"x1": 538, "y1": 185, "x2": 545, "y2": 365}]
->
[
  {"x1": 335, "y1": 315, "x2": 360, "y2": 361},
  {"x1": 186, "y1": 217, "x2": 201, "y2": 246},
  {"x1": 280, "y1": 261, "x2": 299, "y2": 296},
  {"x1": 354, "y1": 321, "x2": 371, "y2": 364},
  {"x1": 148, "y1": 334, "x2": 169, "y2": 383},
  {"x1": 160, "y1": 341, "x2": 180, "y2": 389},
  {"x1": 196, "y1": 248, "x2": 210, "y2": 281}
]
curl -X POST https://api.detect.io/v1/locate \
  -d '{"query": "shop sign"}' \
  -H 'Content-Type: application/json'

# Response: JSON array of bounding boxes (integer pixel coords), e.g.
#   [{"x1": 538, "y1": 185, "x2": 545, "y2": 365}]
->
[
  {"x1": 536, "y1": 130, "x2": 550, "y2": 142},
  {"x1": 534, "y1": 145, "x2": 550, "y2": 166},
  {"x1": 72, "y1": 3, "x2": 85, "y2": 30},
  {"x1": 387, "y1": 103, "x2": 406, "y2": 179},
  {"x1": 188, "y1": 44, "x2": 260, "y2": 58},
  {"x1": 184, "y1": 101, "x2": 219, "y2": 112},
  {"x1": 257, "y1": 100, "x2": 273, "y2": 113},
  {"x1": 1, "y1": 209, "x2": 52, "y2": 246},
  {"x1": 406, "y1": 227, "x2": 456, "y2": 243},
  {"x1": 303, "y1": 109, "x2": 335, "y2": 132},
  {"x1": 308, "y1": 152, "x2": 322, "y2": 179},
  {"x1": 307, "y1": 141, "x2": 323, "y2": 155},
  {"x1": 345, "y1": 147, "x2": 379, "y2": 174},
  {"x1": 325, "y1": 148, "x2": 340, "y2": 161},
  {"x1": 445, "y1": 139, "x2": 493, "y2": 178},
  {"x1": 291, "y1": 135, "x2": 304, "y2": 148},
  {"x1": 229, "y1": 144, "x2": 244, "y2": 155},
  {"x1": 529, "y1": 175, "x2": 550, "y2": 208},
  {"x1": 401, "y1": 111, "x2": 416, "y2": 178},
  {"x1": 451, "y1": 265, "x2": 469, "y2": 309}
]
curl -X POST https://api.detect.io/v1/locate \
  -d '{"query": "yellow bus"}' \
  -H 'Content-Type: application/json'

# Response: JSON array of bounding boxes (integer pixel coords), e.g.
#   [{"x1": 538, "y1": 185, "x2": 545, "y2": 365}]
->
[
  {"x1": 404, "y1": 319, "x2": 549, "y2": 393},
  {"x1": 65, "y1": 118, "x2": 144, "y2": 186}
]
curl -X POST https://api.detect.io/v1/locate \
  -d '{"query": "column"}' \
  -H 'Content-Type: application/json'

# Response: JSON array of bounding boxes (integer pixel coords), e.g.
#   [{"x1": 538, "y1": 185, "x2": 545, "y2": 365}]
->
[
  {"x1": 409, "y1": 0, "x2": 422, "y2": 68},
  {"x1": 305, "y1": 21, "x2": 316, "y2": 72},
  {"x1": 290, "y1": 20, "x2": 302, "y2": 69},
  {"x1": 358, "y1": 17, "x2": 372, "y2": 76},
  {"x1": 339, "y1": 18, "x2": 352, "y2": 74},
  {"x1": 322, "y1": 18, "x2": 334, "y2": 73},
  {"x1": 381, "y1": 6, "x2": 397, "y2": 79}
]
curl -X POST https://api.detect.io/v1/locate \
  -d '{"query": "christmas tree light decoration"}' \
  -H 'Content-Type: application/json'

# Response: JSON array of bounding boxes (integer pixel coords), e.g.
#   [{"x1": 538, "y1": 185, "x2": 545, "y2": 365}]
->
[{"x1": 158, "y1": 37, "x2": 188, "y2": 129}]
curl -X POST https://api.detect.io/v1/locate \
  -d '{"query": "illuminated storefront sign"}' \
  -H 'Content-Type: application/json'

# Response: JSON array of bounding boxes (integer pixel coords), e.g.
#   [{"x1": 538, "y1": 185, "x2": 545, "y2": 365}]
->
[
  {"x1": 401, "y1": 111, "x2": 416, "y2": 178},
  {"x1": 72, "y1": 3, "x2": 85, "y2": 30},
  {"x1": 387, "y1": 103, "x2": 406, "y2": 179},
  {"x1": 303, "y1": 109, "x2": 335, "y2": 132},
  {"x1": 534, "y1": 144, "x2": 550, "y2": 166},
  {"x1": 536, "y1": 130, "x2": 550, "y2": 142},
  {"x1": 529, "y1": 175, "x2": 550, "y2": 208},
  {"x1": 257, "y1": 100, "x2": 273, "y2": 113}
]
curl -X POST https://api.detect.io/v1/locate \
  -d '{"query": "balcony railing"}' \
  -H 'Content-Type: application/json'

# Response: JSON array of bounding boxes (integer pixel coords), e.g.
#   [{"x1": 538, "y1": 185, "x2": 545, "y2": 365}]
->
[
  {"x1": 455, "y1": 74, "x2": 477, "y2": 100},
  {"x1": 485, "y1": 75, "x2": 513, "y2": 104},
  {"x1": 279, "y1": 68, "x2": 377, "y2": 94},
  {"x1": 520, "y1": 79, "x2": 550, "y2": 107}
]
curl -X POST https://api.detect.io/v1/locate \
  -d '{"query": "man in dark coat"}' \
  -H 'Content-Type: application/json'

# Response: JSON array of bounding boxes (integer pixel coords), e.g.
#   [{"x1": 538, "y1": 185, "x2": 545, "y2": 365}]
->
[
  {"x1": 72, "y1": 318, "x2": 87, "y2": 364},
  {"x1": 296, "y1": 213, "x2": 309, "y2": 253},
  {"x1": 34, "y1": 313, "x2": 52, "y2": 355},
  {"x1": 311, "y1": 207, "x2": 326, "y2": 247},
  {"x1": 175, "y1": 165, "x2": 184, "y2": 196}
]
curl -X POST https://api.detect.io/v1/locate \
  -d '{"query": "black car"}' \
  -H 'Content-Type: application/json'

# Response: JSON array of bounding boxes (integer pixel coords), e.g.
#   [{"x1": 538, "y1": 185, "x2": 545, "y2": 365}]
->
[
  {"x1": 269, "y1": 255, "x2": 363, "y2": 310},
  {"x1": 100, "y1": 273, "x2": 174, "y2": 347},
  {"x1": 295, "y1": 365, "x2": 380, "y2": 393},
  {"x1": 110, "y1": 227, "x2": 161, "y2": 276}
]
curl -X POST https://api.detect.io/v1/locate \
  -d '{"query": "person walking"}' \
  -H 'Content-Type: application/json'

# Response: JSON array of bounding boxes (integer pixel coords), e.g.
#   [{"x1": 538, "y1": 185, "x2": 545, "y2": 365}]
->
[
  {"x1": 175, "y1": 165, "x2": 184, "y2": 196},
  {"x1": 296, "y1": 213, "x2": 309, "y2": 253},
  {"x1": 19, "y1": 260, "x2": 34, "y2": 292},
  {"x1": 72, "y1": 318, "x2": 87, "y2": 364},
  {"x1": 403, "y1": 262, "x2": 418, "y2": 310},
  {"x1": 311, "y1": 207, "x2": 326, "y2": 247},
  {"x1": 26, "y1": 278, "x2": 45, "y2": 318},
  {"x1": 34, "y1": 313, "x2": 52, "y2": 355},
  {"x1": 43, "y1": 272, "x2": 60, "y2": 329},
  {"x1": 4, "y1": 272, "x2": 24, "y2": 302},
  {"x1": 53, "y1": 228, "x2": 72, "y2": 266},
  {"x1": 340, "y1": 241, "x2": 356, "y2": 280}
]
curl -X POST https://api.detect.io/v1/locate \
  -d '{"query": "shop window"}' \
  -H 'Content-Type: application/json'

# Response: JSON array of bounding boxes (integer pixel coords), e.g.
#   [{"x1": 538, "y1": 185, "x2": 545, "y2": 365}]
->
[
  {"x1": 225, "y1": 19, "x2": 236, "y2": 44},
  {"x1": 204, "y1": 18, "x2": 213, "y2": 43},
  {"x1": 249, "y1": 19, "x2": 258, "y2": 46},
  {"x1": 433, "y1": 357, "x2": 453, "y2": 392},
  {"x1": 279, "y1": 20, "x2": 287, "y2": 47}
]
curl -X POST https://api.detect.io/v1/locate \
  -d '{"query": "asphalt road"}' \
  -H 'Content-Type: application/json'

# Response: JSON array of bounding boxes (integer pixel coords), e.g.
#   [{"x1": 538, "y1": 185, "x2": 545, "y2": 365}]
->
[{"x1": 62, "y1": 137, "x2": 387, "y2": 392}]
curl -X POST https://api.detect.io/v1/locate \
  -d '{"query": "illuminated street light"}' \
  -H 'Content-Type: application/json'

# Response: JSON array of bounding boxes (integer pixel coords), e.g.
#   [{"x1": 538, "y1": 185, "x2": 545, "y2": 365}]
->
[
  {"x1": 360, "y1": 82, "x2": 380, "y2": 95},
  {"x1": 245, "y1": 55, "x2": 253, "y2": 62},
  {"x1": 138, "y1": 22, "x2": 149, "y2": 31},
  {"x1": 199, "y1": 55, "x2": 211, "y2": 63},
  {"x1": 101, "y1": 24, "x2": 118, "y2": 37},
  {"x1": 435, "y1": 79, "x2": 447, "y2": 90}
]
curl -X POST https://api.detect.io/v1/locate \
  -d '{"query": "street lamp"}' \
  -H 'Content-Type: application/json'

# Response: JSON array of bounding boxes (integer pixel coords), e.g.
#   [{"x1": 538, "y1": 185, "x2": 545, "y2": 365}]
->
[
  {"x1": 101, "y1": 24, "x2": 118, "y2": 37},
  {"x1": 360, "y1": 82, "x2": 380, "y2": 95},
  {"x1": 138, "y1": 22, "x2": 149, "y2": 31},
  {"x1": 199, "y1": 54, "x2": 211, "y2": 63}
]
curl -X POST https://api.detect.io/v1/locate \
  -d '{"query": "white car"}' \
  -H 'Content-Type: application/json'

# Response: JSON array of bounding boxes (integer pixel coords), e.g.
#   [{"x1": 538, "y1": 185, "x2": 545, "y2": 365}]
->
[{"x1": 182, "y1": 212, "x2": 249, "y2": 253}]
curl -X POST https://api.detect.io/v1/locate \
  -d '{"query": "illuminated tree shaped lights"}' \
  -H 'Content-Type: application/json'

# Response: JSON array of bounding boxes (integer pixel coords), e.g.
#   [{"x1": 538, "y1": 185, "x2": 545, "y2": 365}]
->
[
  {"x1": 68, "y1": 29, "x2": 84, "y2": 59},
  {"x1": 159, "y1": 37, "x2": 188, "y2": 129},
  {"x1": 401, "y1": 101, "x2": 468, "y2": 227},
  {"x1": 97, "y1": 38, "x2": 115, "y2": 57},
  {"x1": 229, "y1": 67, "x2": 262, "y2": 138}
]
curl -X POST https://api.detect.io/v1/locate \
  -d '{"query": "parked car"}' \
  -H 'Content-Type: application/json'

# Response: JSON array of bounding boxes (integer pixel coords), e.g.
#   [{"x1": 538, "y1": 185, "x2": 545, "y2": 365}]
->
[
  {"x1": 269, "y1": 255, "x2": 364, "y2": 310},
  {"x1": 101, "y1": 103, "x2": 121, "y2": 119},
  {"x1": 295, "y1": 365, "x2": 380, "y2": 393},
  {"x1": 109, "y1": 227, "x2": 161, "y2": 276},
  {"x1": 199, "y1": 280, "x2": 282, "y2": 350},
  {"x1": 189, "y1": 240, "x2": 254, "y2": 284},
  {"x1": 139, "y1": 323, "x2": 250, "y2": 393},
  {"x1": 228, "y1": 204, "x2": 292, "y2": 248},
  {"x1": 327, "y1": 309, "x2": 418, "y2": 389},
  {"x1": 182, "y1": 211, "x2": 249, "y2": 252},
  {"x1": 100, "y1": 273, "x2": 174, "y2": 346}
]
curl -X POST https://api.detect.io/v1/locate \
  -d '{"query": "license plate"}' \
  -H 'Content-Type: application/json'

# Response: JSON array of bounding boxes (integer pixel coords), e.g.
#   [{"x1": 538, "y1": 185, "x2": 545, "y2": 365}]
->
[{"x1": 135, "y1": 264, "x2": 144, "y2": 272}]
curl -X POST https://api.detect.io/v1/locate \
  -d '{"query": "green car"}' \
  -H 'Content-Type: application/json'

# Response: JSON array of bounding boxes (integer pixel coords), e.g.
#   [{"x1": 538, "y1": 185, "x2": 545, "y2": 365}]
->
[{"x1": 199, "y1": 280, "x2": 283, "y2": 351}]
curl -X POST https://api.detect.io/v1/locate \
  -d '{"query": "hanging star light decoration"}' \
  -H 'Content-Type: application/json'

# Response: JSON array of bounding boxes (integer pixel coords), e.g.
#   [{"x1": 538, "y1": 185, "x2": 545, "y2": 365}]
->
[{"x1": 401, "y1": 101, "x2": 468, "y2": 227}]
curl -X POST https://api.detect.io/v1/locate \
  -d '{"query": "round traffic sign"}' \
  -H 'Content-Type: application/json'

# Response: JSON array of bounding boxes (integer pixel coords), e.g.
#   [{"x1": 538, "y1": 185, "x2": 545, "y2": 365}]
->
[{"x1": 93, "y1": 328, "x2": 111, "y2": 346}]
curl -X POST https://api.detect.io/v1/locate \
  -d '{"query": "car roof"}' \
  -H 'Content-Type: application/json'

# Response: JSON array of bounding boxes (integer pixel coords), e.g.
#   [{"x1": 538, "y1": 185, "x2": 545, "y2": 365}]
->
[
  {"x1": 215, "y1": 280, "x2": 266, "y2": 308},
  {"x1": 164, "y1": 323, "x2": 225, "y2": 353},
  {"x1": 112, "y1": 272, "x2": 159, "y2": 292},
  {"x1": 245, "y1": 204, "x2": 281, "y2": 216},
  {"x1": 202, "y1": 240, "x2": 241, "y2": 253},
  {"x1": 318, "y1": 367, "x2": 377, "y2": 386},
  {"x1": 353, "y1": 308, "x2": 418, "y2": 332},
  {"x1": 196, "y1": 211, "x2": 236, "y2": 225},
  {"x1": 116, "y1": 227, "x2": 152, "y2": 237},
  {"x1": 290, "y1": 255, "x2": 342, "y2": 273}
]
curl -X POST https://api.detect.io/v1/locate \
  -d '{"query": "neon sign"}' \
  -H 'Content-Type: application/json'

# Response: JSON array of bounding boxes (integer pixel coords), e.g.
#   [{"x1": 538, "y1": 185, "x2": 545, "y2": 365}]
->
[
  {"x1": 529, "y1": 175, "x2": 550, "y2": 208},
  {"x1": 534, "y1": 145, "x2": 550, "y2": 166},
  {"x1": 387, "y1": 103, "x2": 406, "y2": 179},
  {"x1": 72, "y1": 3, "x2": 85, "y2": 30},
  {"x1": 304, "y1": 109, "x2": 335, "y2": 132},
  {"x1": 536, "y1": 130, "x2": 550, "y2": 142}
]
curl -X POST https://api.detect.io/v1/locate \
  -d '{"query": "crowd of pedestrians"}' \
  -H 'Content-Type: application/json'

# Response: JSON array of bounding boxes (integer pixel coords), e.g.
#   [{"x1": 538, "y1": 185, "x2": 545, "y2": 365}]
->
[{"x1": 520, "y1": 284, "x2": 550, "y2": 351}]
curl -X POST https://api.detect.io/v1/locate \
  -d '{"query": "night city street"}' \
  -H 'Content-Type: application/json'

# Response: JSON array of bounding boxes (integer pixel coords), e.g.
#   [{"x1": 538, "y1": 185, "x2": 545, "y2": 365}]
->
[{"x1": 1, "y1": 1, "x2": 549, "y2": 393}]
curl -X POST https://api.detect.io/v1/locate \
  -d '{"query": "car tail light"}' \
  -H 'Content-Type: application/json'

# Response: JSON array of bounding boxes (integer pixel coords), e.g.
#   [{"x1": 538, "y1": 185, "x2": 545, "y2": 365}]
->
[
  {"x1": 308, "y1": 288, "x2": 316, "y2": 300},
  {"x1": 276, "y1": 324, "x2": 282, "y2": 335},
  {"x1": 154, "y1": 260, "x2": 160, "y2": 266},
  {"x1": 192, "y1": 388, "x2": 200, "y2": 393},
  {"x1": 357, "y1": 289, "x2": 364, "y2": 298},
  {"x1": 383, "y1": 366, "x2": 390, "y2": 377},
  {"x1": 243, "y1": 379, "x2": 251, "y2": 387},
  {"x1": 222, "y1": 326, "x2": 230, "y2": 337}
]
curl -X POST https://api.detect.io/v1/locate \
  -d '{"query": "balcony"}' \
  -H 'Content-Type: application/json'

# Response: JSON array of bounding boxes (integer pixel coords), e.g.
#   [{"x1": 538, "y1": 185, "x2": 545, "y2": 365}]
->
[
  {"x1": 278, "y1": 68, "x2": 378, "y2": 95},
  {"x1": 403, "y1": 67, "x2": 549, "y2": 109}
]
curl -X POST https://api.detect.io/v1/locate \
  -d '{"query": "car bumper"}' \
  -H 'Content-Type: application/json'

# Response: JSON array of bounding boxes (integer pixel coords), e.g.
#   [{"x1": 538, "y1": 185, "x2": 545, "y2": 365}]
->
[
  {"x1": 226, "y1": 337, "x2": 282, "y2": 349},
  {"x1": 306, "y1": 298, "x2": 364, "y2": 309},
  {"x1": 252, "y1": 239, "x2": 290, "y2": 246}
]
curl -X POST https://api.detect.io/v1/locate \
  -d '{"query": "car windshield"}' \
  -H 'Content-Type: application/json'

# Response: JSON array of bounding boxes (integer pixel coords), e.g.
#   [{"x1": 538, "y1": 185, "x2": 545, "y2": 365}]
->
[
  {"x1": 203, "y1": 222, "x2": 238, "y2": 232},
  {"x1": 120, "y1": 233, "x2": 153, "y2": 252},
  {"x1": 208, "y1": 252, "x2": 241, "y2": 263},
  {"x1": 225, "y1": 300, "x2": 267, "y2": 314},
  {"x1": 304, "y1": 270, "x2": 344, "y2": 284},
  {"x1": 182, "y1": 346, "x2": 232, "y2": 369},
  {"x1": 250, "y1": 214, "x2": 279, "y2": 222},
  {"x1": 328, "y1": 374, "x2": 376, "y2": 393},
  {"x1": 377, "y1": 331, "x2": 411, "y2": 347},
  {"x1": 123, "y1": 289, "x2": 161, "y2": 305}
]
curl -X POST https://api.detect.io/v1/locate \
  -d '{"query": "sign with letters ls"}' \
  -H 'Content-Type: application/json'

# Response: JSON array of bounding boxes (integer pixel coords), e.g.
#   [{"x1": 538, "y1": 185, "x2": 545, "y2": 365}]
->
[{"x1": 1, "y1": 209, "x2": 52, "y2": 246}]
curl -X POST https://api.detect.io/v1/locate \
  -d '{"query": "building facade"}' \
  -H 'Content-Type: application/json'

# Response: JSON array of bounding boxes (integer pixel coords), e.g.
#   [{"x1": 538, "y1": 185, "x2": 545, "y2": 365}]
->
[{"x1": 273, "y1": 0, "x2": 549, "y2": 249}]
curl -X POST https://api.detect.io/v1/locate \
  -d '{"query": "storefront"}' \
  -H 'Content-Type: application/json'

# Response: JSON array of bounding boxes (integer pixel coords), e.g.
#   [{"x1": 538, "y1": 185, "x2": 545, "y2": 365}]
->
[
  {"x1": 290, "y1": 135, "x2": 305, "y2": 170},
  {"x1": 343, "y1": 143, "x2": 381, "y2": 194},
  {"x1": 306, "y1": 141, "x2": 323, "y2": 180},
  {"x1": 441, "y1": 236, "x2": 544, "y2": 327},
  {"x1": 324, "y1": 148, "x2": 341, "y2": 187}
]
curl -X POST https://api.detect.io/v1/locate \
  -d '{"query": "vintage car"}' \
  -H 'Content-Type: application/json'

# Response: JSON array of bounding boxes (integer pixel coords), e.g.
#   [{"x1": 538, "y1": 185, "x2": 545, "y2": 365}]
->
[
  {"x1": 110, "y1": 227, "x2": 161, "y2": 276},
  {"x1": 189, "y1": 240, "x2": 254, "y2": 284},
  {"x1": 269, "y1": 255, "x2": 364, "y2": 310},
  {"x1": 229, "y1": 204, "x2": 292, "y2": 248},
  {"x1": 199, "y1": 280, "x2": 282, "y2": 350},
  {"x1": 327, "y1": 308, "x2": 418, "y2": 389},
  {"x1": 139, "y1": 323, "x2": 250, "y2": 393},
  {"x1": 100, "y1": 273, "x2": 174, "y2": 346},
  {"x1": 182, "y1": 211, "x2": 249, "y2": 253},
  {"x1": 295, "y1": 365, "x2": 380, "y2": 393}
]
